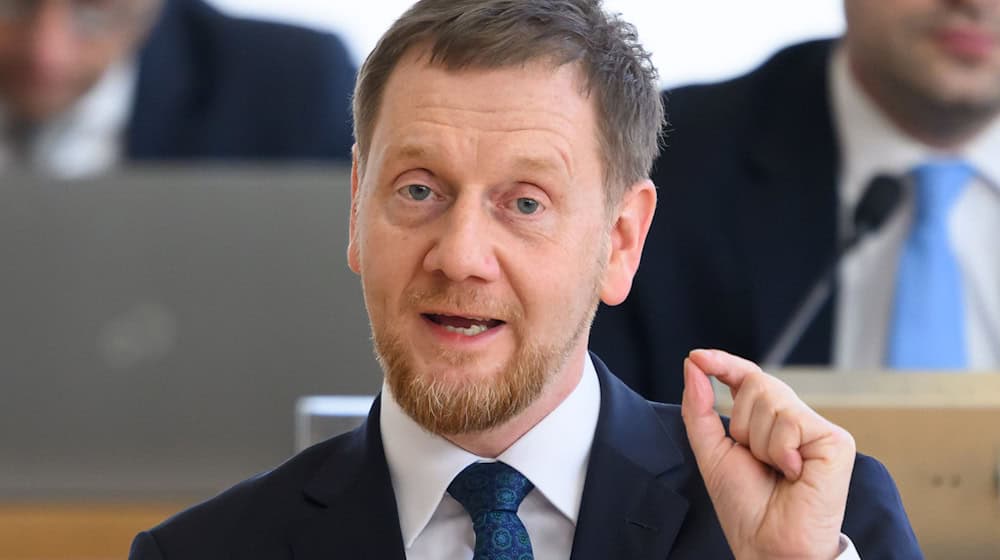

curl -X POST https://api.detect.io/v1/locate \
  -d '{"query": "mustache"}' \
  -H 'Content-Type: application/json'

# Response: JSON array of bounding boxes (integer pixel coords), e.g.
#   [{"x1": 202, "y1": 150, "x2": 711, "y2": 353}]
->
[{"x1": 404, "y1": 284, "x2": 524, "y2": 322}]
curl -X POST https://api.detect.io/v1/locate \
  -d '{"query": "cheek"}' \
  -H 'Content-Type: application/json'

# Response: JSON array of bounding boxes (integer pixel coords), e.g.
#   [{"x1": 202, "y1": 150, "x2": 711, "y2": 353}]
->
[
  {"x1": 360, "y1": 229, "x2": 396, "y2": 281},
  {"x1": 358, "y1": 221, "x2": 422, "y2": 302},
  {"x1": 0, "y1": 36, "x2": 16, "y2": 60},
  {"x1": 504, "y1": 231, "x2": 604, "y2": 324}
]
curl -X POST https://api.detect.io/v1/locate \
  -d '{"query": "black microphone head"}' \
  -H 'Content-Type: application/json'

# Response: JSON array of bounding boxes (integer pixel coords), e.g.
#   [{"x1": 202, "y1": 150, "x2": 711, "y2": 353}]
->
[{"x1": 854, "y1": 174, "x2": 903, "y2": 235}]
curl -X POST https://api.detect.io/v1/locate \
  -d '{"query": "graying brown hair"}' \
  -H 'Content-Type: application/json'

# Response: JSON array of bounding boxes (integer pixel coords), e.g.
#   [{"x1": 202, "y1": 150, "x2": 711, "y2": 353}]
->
[{"x1": 352, "y1": 0, "x2": 663, "y2": 204}]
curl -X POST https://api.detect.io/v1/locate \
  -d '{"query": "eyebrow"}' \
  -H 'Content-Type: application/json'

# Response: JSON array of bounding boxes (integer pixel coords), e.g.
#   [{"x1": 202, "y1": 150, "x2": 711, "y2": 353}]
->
[
  {"x1": 390, "y1": 143, "x2": 433, "y2": 163},
  {"x1": 510, "y1": 154, "x2": 570, "y2": 178}
]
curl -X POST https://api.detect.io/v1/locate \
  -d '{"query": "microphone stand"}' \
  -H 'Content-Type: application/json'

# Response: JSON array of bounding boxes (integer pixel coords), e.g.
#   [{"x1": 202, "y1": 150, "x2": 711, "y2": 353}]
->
[
  {"x1": 761, "y1": 175, "x2": 903, "y2": 368},
  {"x1": 762, "y1": 235, "x2": 858, "y2": 368}
]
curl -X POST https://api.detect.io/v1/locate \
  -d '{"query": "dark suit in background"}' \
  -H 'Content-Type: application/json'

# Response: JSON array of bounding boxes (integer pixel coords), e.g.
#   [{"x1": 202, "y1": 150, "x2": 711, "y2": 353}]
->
[
  {"x1": 129, "y1": 354, "x2": 919, "y2": 559},
  {"x1": 127, "y1": 0, "x2": 357, "y2": 162},
  {"x1": 590, "y1": 40, "x2": 840, "y2": 404}
]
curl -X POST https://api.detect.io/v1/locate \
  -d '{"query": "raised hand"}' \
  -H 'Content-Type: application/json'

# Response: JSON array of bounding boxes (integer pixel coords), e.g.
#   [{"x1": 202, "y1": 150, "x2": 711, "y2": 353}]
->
[{"x1": 680, "y1": 349, "x2": 856, "y2": 560}]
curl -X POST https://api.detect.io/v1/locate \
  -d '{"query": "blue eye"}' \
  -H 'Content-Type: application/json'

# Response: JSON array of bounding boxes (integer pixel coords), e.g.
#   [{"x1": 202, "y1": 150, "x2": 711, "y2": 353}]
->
[
  {"x1": 515, "y1": 197, "x2": 540, "y2": 214},
  {"x1": 406, "y1": 184, "x2": 432, "y2": 201}
]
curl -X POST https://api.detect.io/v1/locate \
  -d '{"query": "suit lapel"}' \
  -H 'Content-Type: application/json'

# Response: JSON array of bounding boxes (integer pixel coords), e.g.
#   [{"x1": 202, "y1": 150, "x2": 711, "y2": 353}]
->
[
  {"x1": 570, "y1": 355, "x2": 690, "y2": 560},
  {"x1": 738, "y1": 40, "x2": 840, "y2": 364},
  {"x1": 287, "y1": 396, "x2": 407, "y2": 560},
  {"x1": 276, "y1": 359, "x2": 703, "y2": 559}
]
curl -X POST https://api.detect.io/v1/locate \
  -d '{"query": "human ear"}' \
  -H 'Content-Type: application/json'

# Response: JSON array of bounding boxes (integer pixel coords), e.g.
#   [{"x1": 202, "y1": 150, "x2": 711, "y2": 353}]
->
[{"x1": 599, "y1": 179, "x2": 656, "y2": 305}]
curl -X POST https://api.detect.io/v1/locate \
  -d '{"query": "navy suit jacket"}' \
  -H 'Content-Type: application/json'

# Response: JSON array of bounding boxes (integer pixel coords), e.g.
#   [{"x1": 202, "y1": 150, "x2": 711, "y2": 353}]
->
[
  {"x1": 126, "y1": 0, "x2": 357, "y2": 162},
  {"x1": 591, "y1": 39, "x2": 841, "y2": 405},
  {"x1": 130, "y1": 354, "x2": 920, "y2": 559}
]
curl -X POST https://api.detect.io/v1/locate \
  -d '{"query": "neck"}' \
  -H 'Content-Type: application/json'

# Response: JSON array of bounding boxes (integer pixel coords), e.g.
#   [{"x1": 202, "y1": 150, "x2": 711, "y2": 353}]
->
[{"x1": 444, "y1": 347, "x2": 588, "y2": 458}]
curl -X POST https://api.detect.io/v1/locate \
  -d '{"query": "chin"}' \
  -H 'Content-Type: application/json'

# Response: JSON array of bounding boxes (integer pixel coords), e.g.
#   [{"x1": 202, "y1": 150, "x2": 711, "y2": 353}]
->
[
  {"x1": 9, "y1": 94, "x2": 74, "y2": 122},
  {"x1": 377, "y1": 333, "x2": 551, "y2": 435}
]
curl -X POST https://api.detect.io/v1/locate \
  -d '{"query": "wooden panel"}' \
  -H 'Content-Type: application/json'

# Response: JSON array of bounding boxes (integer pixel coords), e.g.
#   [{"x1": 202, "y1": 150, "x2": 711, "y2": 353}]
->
[
  {"x1": 821, "y1": 408, "x2": 1000, "y2": 559},
  {"x1": 0, "y1": 503, "x2": 184, "y2": 560},
  {"x1": 713, "y1": 372, "x2": 1000, "y2": 559}
]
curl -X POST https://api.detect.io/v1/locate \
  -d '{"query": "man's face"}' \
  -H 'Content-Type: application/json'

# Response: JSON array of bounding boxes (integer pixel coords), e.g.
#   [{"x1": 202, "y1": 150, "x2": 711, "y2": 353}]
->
[
  {"x1": 844, "y1": 0, "x2": 1000, "y2": 115},
  {"x1": 348, "y1": 51, "x2": 646, "y2": 436},
  {"x1": 0, "y1": 0, "x2": 159, "y2": 122}
]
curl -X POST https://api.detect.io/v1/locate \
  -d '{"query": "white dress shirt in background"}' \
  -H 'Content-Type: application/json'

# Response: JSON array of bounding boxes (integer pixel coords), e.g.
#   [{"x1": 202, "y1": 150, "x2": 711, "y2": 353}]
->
[
  {"x1": 0, "y1": 59, "x2": 137, "y2": 179},
  {"x1": 830, "y1": 45, "x2": 1000, "y2": 370}
]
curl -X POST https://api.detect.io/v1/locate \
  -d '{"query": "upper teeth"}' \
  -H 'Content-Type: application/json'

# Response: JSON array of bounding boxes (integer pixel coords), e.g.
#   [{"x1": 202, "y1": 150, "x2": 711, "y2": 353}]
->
[{"x1": 443, "y1": 324, "x2": 488, "y2": 336}]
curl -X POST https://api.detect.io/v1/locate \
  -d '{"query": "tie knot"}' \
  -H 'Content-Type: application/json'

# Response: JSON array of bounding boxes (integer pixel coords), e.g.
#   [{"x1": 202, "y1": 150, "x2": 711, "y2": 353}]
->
[
  {"x1": 448, "y1": 462, "x2": 534, "y2": 519},
  {"x1": 910, "y1": 160, "x2": 974, "y2": 225}
]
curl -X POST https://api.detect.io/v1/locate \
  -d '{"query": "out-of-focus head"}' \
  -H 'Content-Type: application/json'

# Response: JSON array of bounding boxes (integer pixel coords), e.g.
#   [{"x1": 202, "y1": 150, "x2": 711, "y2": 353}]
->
[
  {"x1": 347, "y1": 0, "x2": 660, "y2": 441},
  {"x1": 0, "y1": 0, "x2": 162, "y2": 122},
  {"x1": 843, "y1": 0, "x2": 1000, "y2": 145},
  {"x1": 353, "y1": 0, "x2": 663, "y2": 207}
]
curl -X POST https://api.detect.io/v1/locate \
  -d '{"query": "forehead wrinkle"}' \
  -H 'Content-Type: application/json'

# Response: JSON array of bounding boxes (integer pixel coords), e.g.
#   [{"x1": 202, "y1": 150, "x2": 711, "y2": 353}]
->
[
  {"x1": 398, "y1": 119, "x2": 480, "y2": 170},
  {"x1": 437, "y1": 114, "x2": 576, "y2": 181},
  {"x1": 469, "y1": 129, "x2": 574, "y2": 186},
  {"x1": 411, "y1": 99, "x2": 581, "y2": 132},
  {"x1": 505, "y1": 143, "x2": 574, "y2": 184},
  {"x1": 388, "y1": 116, "x2": 576, "y2": 184},
  {"x1": 385, "y1": 70, "x2": 589, "y2": 169}
]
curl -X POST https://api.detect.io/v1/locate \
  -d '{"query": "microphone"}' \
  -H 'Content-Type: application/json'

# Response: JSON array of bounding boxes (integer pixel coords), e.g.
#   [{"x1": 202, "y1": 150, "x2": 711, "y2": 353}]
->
[{"x1": 762, "y1": 175, "x2": 903, "y2": 368}]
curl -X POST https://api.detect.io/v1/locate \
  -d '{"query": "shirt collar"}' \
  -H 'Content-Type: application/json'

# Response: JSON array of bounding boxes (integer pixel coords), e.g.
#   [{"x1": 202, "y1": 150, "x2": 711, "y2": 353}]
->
[
  {"x1": 831, "y1": 43, "x2": 1000, "y2": 206},
  {"x1": 380, "y1": 354, "x2": 601, "y2": 548},
  {"x1": 965, "y1": 114, "x2": 1000, "y2": 189}
]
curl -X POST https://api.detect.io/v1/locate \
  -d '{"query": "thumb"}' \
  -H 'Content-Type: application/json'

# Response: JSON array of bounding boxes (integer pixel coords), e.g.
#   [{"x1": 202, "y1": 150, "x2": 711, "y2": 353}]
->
[{"x1": 680, "y1": 356, "x2": 728, "y2": 468}]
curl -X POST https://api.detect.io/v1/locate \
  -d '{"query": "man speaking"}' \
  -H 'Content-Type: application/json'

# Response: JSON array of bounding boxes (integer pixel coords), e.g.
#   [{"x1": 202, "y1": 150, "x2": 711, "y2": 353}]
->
[{"x1": 130, "y1": 0, "x2": 921, "y2": 558}]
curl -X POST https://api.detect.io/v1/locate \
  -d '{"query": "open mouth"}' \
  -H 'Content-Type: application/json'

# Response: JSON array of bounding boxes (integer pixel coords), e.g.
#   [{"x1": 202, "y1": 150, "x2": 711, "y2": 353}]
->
[{"x1": 423, "y1": 313, "x2": 505, "y2": 336}]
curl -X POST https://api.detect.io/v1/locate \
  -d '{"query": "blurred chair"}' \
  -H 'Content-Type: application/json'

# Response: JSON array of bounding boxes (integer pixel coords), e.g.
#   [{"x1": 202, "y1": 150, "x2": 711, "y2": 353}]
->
[{"x1": 295, "y1": 394, "x2": 375, "y2": 452}]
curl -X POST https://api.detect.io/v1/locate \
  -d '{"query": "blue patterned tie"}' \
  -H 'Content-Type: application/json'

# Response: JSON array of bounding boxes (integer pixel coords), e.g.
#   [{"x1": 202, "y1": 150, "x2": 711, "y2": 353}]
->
[
  {"x1": 887, "y1": 161, "x2": 974, "y2": 369},
  {"x1": 448, "y1": 462, "x2": 535, "y2": 560}
]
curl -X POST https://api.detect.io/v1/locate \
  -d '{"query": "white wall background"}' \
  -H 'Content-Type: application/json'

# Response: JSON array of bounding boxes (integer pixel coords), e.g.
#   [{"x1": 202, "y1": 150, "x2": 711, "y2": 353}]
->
[{"x1": 208, "y1": 0, "x2": 844, "y2": 88}]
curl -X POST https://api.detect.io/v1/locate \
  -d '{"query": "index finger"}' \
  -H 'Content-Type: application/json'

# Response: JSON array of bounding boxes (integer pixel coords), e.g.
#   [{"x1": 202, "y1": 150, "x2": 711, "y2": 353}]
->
[{"x1": 687, "y1": 349, "x2": 765, "y2": 395}]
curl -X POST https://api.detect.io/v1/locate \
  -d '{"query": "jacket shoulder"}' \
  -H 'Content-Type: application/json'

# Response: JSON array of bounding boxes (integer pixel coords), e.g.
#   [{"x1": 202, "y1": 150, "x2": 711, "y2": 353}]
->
[
  {"x1": 647, "y1": 401, "x2": 700, "y2": 463},
  {"x1": 663, "y1": 39, "x2": 835, "y2": 140},
  {"x1": 167, "y1": 0, "x2": 355, "y2": 78},
  {"x1": 134, "y1": 0, "x2": 357, "y2": 159},
  {"x1": 131, "y1": 431, "x2": 358, "y2": 558}
]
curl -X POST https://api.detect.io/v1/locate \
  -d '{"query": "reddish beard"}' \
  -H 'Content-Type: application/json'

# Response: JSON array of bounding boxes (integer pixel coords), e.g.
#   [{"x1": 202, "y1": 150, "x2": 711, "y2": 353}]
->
[{"x1": 372, "y1": 284, "x2": 588, "y2": 435}]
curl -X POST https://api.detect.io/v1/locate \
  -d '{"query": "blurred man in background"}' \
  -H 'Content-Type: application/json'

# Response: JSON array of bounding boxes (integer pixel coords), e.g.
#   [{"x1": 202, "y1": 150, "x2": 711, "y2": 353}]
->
[
  {"x1": 0, "y1": 0, "x2": 356, "y2": 177},
  {"x1": 592, "y1": 0, "x2": 1000, "y2": 404}
]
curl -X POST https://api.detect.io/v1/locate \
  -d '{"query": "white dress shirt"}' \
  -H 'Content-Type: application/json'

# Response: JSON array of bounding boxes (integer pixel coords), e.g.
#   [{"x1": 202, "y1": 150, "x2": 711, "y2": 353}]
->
[
  {"x1": 0, "y1": 59, "x2": 137, "y2": 179},
  {"x1": 380, "y1": 356, "x2": 600, "y2": 559},
  {"x1": 380, "y1": 354, "x2": 859, "y2": 559},
  {"x1": 829, "y1": 45, "x2": 1000, "y2": 370}
]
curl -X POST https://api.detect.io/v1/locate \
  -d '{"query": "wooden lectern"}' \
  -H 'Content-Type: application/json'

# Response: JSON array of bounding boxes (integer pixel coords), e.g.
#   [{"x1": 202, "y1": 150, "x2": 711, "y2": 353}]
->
[{"x1": 714, "y1": 371, "x2": 1000, "y2": 559}]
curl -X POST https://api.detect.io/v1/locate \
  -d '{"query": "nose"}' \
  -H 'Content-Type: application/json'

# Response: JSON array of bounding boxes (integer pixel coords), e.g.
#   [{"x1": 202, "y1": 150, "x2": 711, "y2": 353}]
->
[
  {"x1": 422, "y1": 194, "x2": 502, "y2": 283},
  {"x1": 25, "y1": 2, "x2": 77, "y2": 80}
]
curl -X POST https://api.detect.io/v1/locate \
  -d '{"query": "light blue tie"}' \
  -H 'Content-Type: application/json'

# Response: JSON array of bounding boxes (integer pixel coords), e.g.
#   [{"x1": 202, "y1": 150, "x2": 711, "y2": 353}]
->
[{"x1": 887, "y1": 161, "x2": 974, "y2": 369}]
